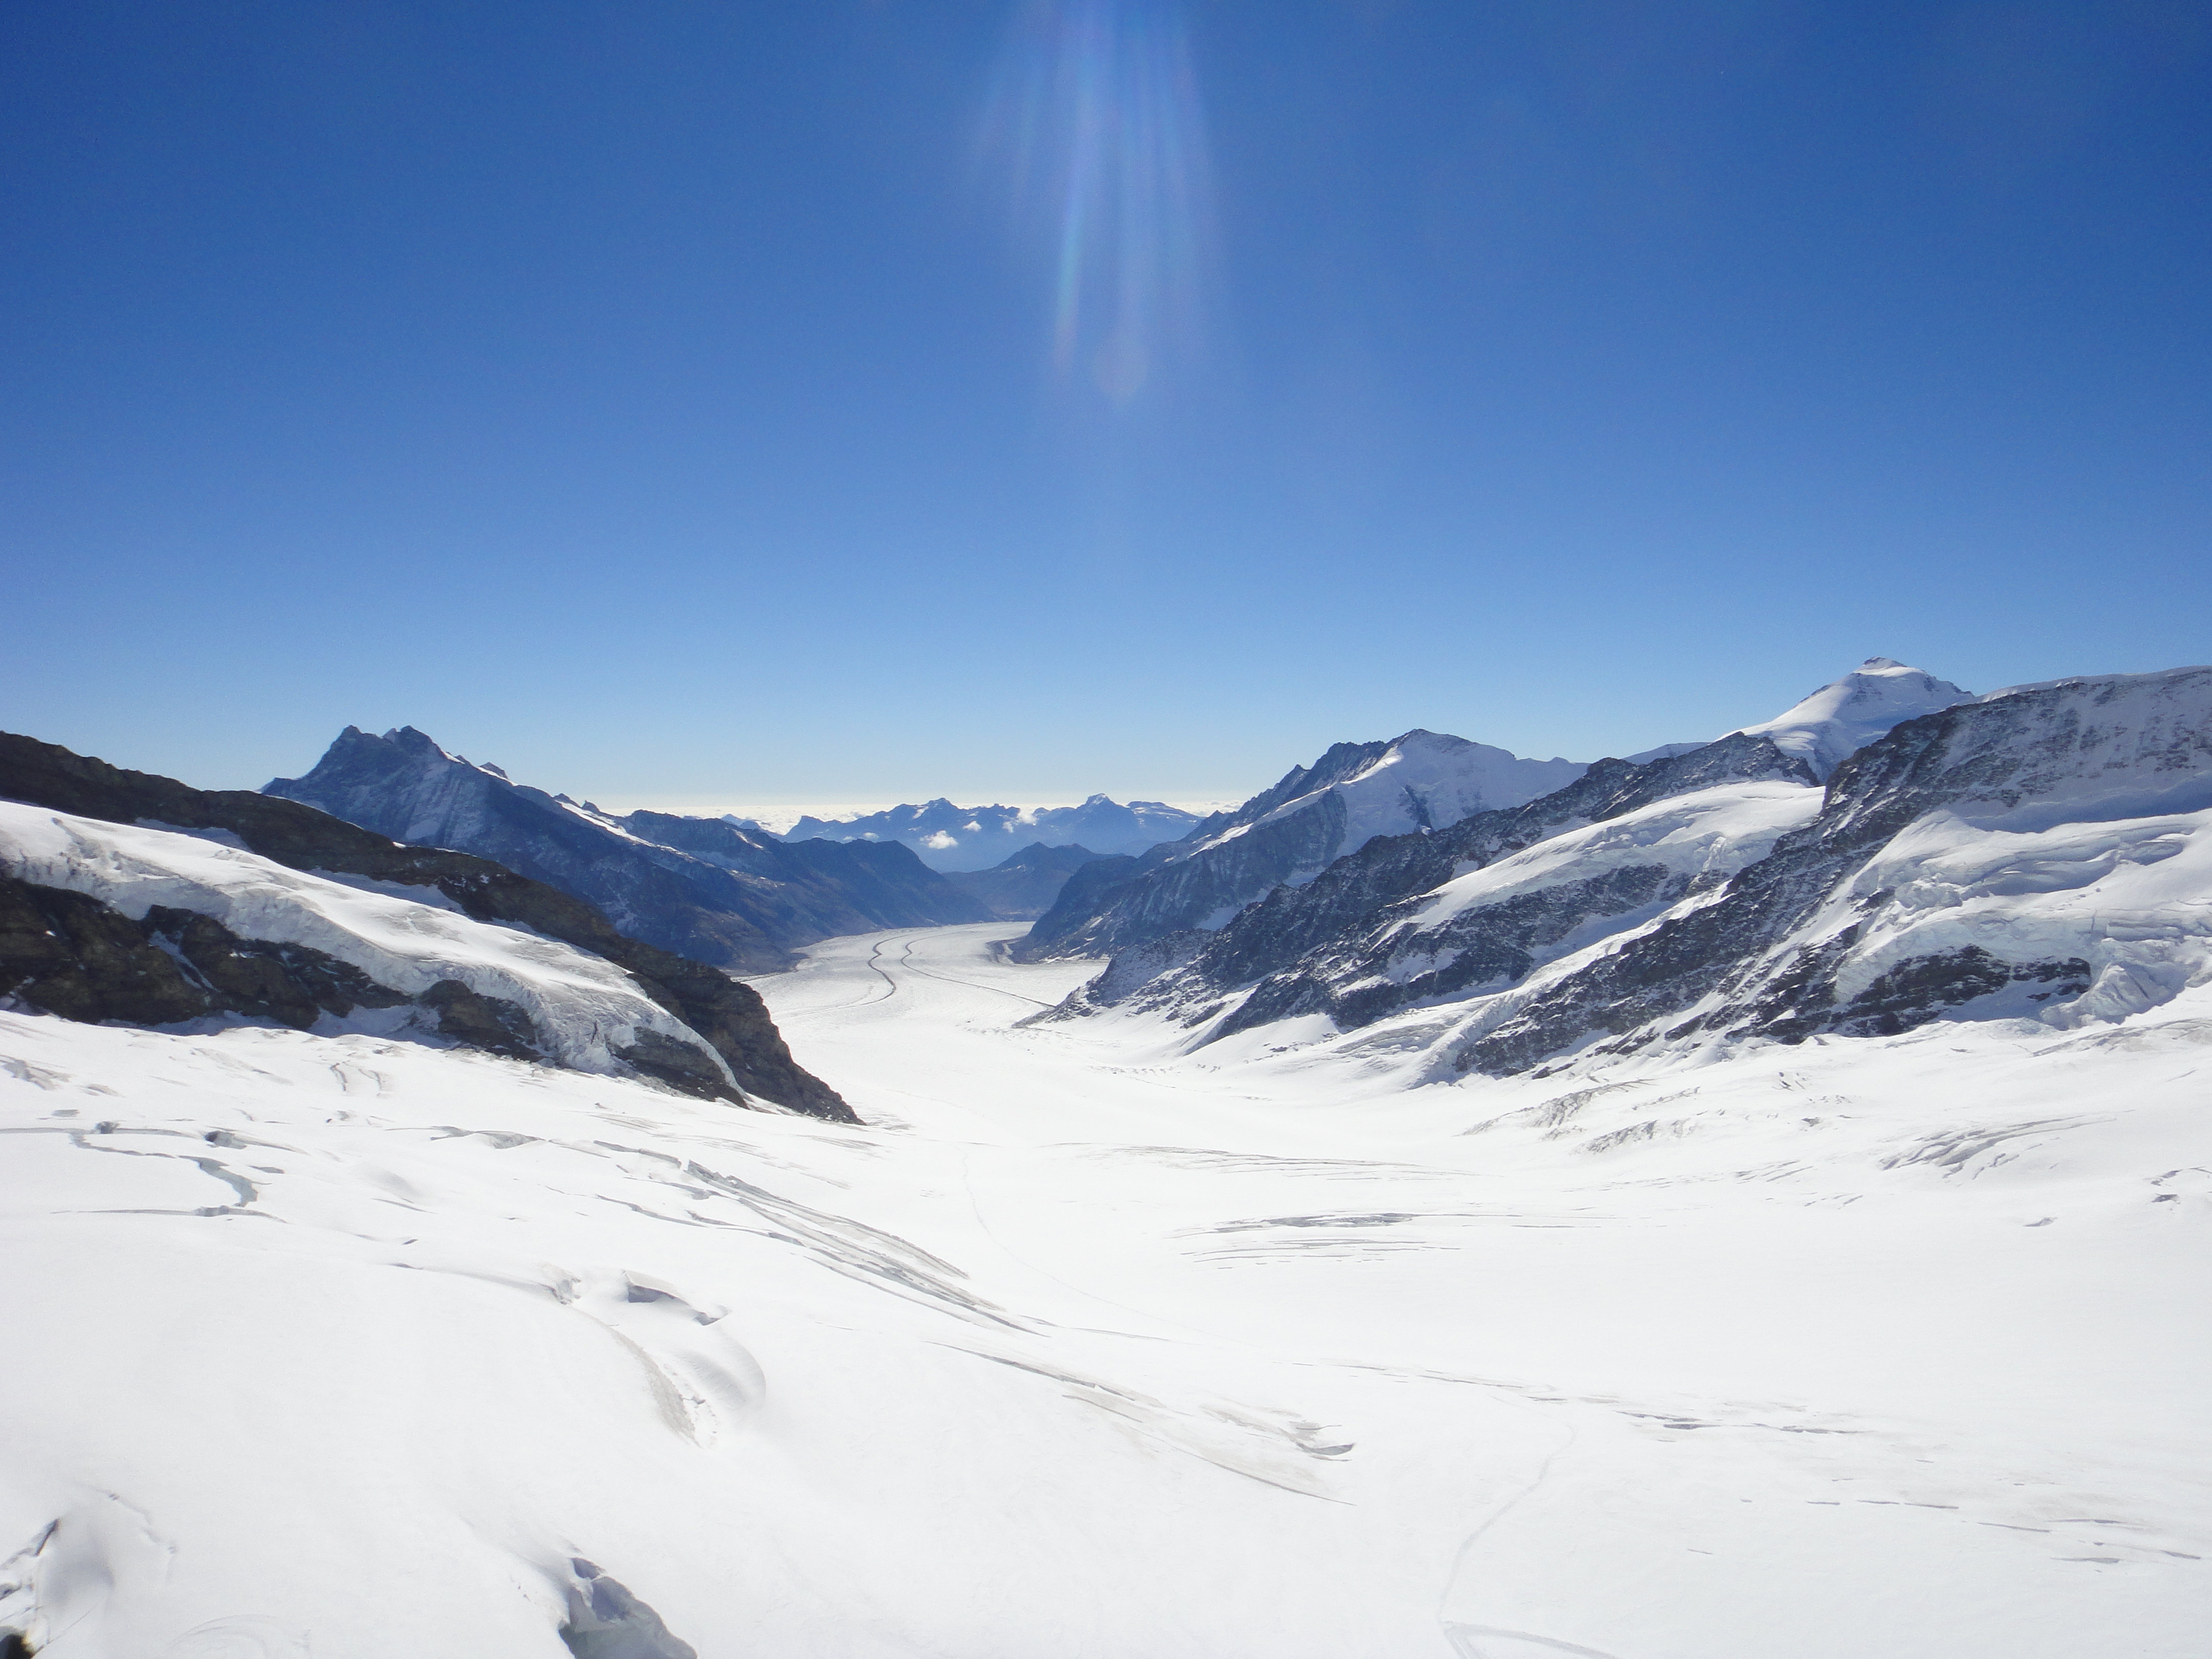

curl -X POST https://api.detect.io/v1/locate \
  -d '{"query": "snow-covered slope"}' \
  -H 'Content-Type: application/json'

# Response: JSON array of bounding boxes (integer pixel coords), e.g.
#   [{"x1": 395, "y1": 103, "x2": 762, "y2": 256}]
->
[
  {"x1": 1441, "y1": 663, "x2": 2212, "y2": 1077},
  {"x1": 5, "y1": 921, "x2": 2204, "y2": 1656},
  {"x1": 1727, "y1": 657, "x2": 1973, "y2": 780},
  {"x1": 1212, "y1": 730, "x2": 1586, "y2": 856},
  {"x1": 0, "y1": 802, "x2": 748, "y2": 1095},
  {"x1": 0, "y1": 730, "x2": 851, "y2": 1120},
  {"x1": 1068, "y1": 665, "x2": 2212, "y2": 1093},
  {"x1": 1053, "y1": 732, "x2": 1818, "y2": 1032},
  {"x1": 1016, "y1": 731, "x2": 1586, "y2": 962},
  {"x1": 785, "y1": 796, "x2": 1203, "y2": 871},
  {"x1": 267, "y1": 728, "x2": 987, "y2": 971},
  {"x1": 1034, "y1": 661, "x2": 1991, "y2": 1014}
]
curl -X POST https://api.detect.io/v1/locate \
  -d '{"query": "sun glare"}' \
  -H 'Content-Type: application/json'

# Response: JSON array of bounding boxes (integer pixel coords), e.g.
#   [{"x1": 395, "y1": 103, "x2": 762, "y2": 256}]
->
[{"x1": 985, "y1": 0, "x2": 1217, "y2": 405}]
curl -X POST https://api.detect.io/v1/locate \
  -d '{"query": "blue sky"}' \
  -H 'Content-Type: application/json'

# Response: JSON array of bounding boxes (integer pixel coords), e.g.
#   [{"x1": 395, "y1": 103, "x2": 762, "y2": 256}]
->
[{"x1": 5, "y1": 1, "x2": 2207, "y2": 811}]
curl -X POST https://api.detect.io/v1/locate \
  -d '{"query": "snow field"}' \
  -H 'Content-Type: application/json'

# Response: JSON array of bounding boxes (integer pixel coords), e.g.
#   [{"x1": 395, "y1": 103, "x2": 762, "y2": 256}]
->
[{"x1": 0, "y1": 921, "x2": 2206, "y2": 1655}]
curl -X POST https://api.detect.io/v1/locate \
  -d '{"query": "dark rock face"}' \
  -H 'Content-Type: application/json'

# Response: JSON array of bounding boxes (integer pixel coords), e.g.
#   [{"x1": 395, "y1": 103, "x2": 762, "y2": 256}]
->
[
  {"x1": 266, "y1": 727, "x2": 989, "y2": 973},
  {"x1": 940, "y1": 842, "x2": 1110, "y2": 920},
  {"x1": 0, "y1": 874, "x2": 558, "y2": 1062},
  {"x1": 0, "y1": 732, "x2": 853, "y2": 1121},
  {"x1": 1064, "y1": 733, "x2": 1817, "y2": 1033},
  {"x1": 559, "y1": 1559, "x2": 698, "y2": 1659}
]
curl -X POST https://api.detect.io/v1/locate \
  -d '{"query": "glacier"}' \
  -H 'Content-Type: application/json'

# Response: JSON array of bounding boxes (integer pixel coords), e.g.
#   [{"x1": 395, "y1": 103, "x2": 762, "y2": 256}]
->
[
  {"x1": 2, "y1": 660, "x2": 2207, "y2": 1656},
  {"x1": 1, "y1": 919, "x2": 2204, "y2": 1656}
]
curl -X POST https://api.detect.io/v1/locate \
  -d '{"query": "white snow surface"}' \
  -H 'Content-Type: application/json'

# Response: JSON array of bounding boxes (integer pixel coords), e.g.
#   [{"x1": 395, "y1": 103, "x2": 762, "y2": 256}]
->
[
  {"x1": 1728, "y1": 657, "x2": 1973, "y2": 779},
  {"x1": 1411, "y1": 781, "x2": 1822, "y2": 932},
  {"x1": 1201, "y1": 731, "x2": 1586, "y2": 859},
  {"x1": 1841, "y1": 804, "x2": 2212, "y2": 1026},
  {"x1": 0, "y1": 803, "x2": 717, "y2": 1081},
  {"x1": 2, "y1": 921, "x2": 2206, "y2": 1656}
]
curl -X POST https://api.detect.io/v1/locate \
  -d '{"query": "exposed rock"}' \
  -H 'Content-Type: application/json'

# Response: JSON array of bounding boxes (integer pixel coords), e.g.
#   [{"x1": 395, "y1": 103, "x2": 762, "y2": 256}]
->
[
  {"x1": 0, "y1": 874, "x2": 559, "y2": 1065},
  {"x1": 1068, "y1": 733, "x2": 1817, "y2": 1032},
  {"x1": 1451, "y1": 666, "x2": 2212, "y2": 1075},
  {"x1": 558, "y1": 1559, "x2": 698, "y2": 1659}
]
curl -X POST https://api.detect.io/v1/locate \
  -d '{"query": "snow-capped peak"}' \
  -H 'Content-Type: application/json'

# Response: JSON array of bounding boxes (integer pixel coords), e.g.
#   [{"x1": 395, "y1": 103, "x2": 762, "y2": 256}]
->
[
  {"x1": 1223, "y1": 729, "x2": 1586, "y2": 856},
  {"x1": 1726, "y1": 658, "x2": 1973, "y2": 781}
]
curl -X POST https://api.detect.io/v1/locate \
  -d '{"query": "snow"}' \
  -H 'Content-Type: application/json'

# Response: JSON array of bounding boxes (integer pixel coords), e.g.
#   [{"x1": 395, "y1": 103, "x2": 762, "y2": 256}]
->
[
  {"x1": 2, "y1": 919, "x2": 2205, "y2": 1655},
  {"x1": 1410, "y1": 780, "x2": 1822, "y2": 934},
  {"x1": 0, "y1": 804, "x2": 718, "y2": 1083},
  {"x1": 1839, "y1": 804, "x2": 2212, "y2": 1027},
  {"x1": 1728, "y1": 658, "x2": 1973, "y2": 780},
  {"x1": 1193, "y1": 732, "x2": 1586, "y2": 863}
]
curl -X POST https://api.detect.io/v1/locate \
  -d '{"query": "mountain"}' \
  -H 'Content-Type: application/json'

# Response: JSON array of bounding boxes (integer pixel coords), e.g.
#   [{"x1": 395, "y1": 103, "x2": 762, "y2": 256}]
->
[
  {"x1": 0, "y1": 731, "x2": 850, "y2": 1119},
  {"x1": 783, "y1": 795, "x2": 1204, "y2": 872},
  {"x1": 1014, "y1": 729, "x2": 1586, "y2": 963},
  {"x1": 1725, "y1": 656, "x2": 1972, "y2": 779},
  {"x1": 1061, "y1": 732, "x2": 1817, "y2": 1032},
  {"x1": 1446, "y1": 664, "x2": 2212, "y2": 1076},
  {"x1": 940, "y1": 842, "x2": 1108, "y2": 920},
  {"x1": 1047, "y1": 663, "x2": 2212, "y2": 1090},
  {"x1": 267, "y1": 727, "x2": 989, "y2": 972}
]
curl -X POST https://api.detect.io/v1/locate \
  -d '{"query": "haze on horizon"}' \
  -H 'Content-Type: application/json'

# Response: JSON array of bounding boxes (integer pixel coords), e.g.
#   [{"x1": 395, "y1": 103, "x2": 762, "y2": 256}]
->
[{"x1": 4, "y1": 1, "x2": 2207, "y2": 809}]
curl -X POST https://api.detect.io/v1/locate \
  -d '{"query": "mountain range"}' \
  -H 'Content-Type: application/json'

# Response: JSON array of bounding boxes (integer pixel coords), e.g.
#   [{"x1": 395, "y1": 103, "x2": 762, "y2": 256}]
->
[
  {"x1": 781, "y1": 795, "x2": 1205, "y2": 871},
  {"x1": 1019, "y1": 658, "x2": 1972, "y2": 967},
  {"x1": 267, "y1": 726, "x2": 990, "y2": 972},
  {"x1": 939, "y1": 842, "x2": 1109, "y2": 920},
  {"x1": 1016, "y1": 730, "x2": 1589, "y2": 962},
  {"x1": 1037, "y1": 660, "x2": 2212, "y2": 1084}
]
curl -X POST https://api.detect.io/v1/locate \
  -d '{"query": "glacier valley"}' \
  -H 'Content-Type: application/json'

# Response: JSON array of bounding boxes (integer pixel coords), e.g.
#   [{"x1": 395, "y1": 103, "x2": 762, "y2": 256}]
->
[
  {"x1": 1, "y1": 916, "x2": 2205, "y2": 1656},
  {"x1": 1, "y1": 659, "x2": 2207, "y2": 1657}
]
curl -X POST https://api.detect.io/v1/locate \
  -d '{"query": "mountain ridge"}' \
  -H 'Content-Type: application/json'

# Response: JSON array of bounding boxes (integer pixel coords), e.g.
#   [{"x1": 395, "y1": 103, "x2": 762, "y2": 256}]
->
[
  {"x1": 1035, "y1": 663, "x2": 2212, "y2": 1095},
  {"x1": 783, "y1": 795, "x2": 1203, "y2": 872},
  {"x1": 268, "y1": 727, "x2": 989, "y2": 972},
  {"x1": 1014, "y1": 729, "x2": 1587, "y2": 964}
]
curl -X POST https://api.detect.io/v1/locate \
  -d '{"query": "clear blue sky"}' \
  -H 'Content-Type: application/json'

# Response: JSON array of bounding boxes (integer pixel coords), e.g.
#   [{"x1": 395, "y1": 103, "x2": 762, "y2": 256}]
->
[{"x1": 5, "y1": 2, "x2": 2207, "y2": 811}]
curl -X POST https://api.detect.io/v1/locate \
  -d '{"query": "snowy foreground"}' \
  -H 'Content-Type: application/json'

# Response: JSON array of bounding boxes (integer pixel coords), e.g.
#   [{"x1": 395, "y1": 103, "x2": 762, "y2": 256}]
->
[{"x1": 4, "y1": 924, "x2": 2209, "y2": 1657}]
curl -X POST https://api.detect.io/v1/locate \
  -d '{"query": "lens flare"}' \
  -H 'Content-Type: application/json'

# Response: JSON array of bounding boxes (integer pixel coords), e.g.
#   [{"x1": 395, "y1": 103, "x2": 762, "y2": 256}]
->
[{"x1": 984, "y1": 0, "x2": 1217, "y2": 405}]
